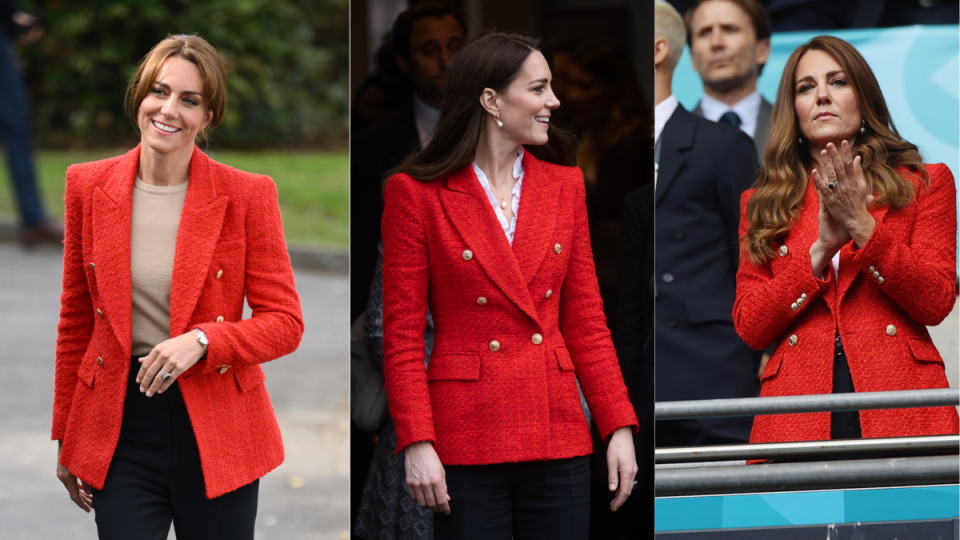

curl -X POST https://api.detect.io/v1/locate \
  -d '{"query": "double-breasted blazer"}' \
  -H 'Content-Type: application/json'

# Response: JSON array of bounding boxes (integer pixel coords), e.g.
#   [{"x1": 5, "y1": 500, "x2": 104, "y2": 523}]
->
[
  {"x1": 734, "y1": 163, "x2": 959, "y2": 444},
  {"x1": 52, "y1": 145, "x2": 304, "y2": 498},
  {"x1": 381, "y1": 149, "x2": 639, "y2": 466}
]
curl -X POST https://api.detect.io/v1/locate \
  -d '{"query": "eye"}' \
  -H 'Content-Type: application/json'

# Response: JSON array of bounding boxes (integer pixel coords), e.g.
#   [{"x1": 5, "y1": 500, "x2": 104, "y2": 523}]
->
[
  {"x1": 151, "y1": 87, "x2": 166, "y2": 96},
  {"x1": 533, "y1": 85, "x2": 545, "y2": 93},
  {"x1": 831, "y1": 78, "x2": 847, "y2": 87},
  {"x1": 183, "y1": 97, "x2": 199, "y2": 106},
  {"x1": 797, "y1": 83, "x2": 813, "y2": 94}
]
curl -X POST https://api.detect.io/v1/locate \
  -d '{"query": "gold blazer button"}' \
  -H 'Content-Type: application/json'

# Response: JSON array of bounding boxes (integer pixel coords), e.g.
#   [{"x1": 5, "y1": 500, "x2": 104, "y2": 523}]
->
[
  {"x1": 532, "y1": 334, "x2": 543, "y2": 345},
  {"x1": 477, "y1": 297, "x2": 487, "y2": 305},
  {"x1": 216, "y1": 269, "x2": 223, "y2": 279},
  {"x1": 97, "y1": 309, "x2": 103, "y2": 319},
  {"x1": 489, "y1": 340, "x2": 500, "y2": 352},
  {"x1": 89, "y1": 263, "x2": 95, "y2": 270},
  {"x1": 779, "y1": 245, "x2": 789, "y2": 257},
  {"x1": 554, "y1": 243, "x2": 562, "y2": 254},
  {"x1": 216, "y1": 316, "x2": 224, "y2": 322},
  {"x1": 462, "y1": 250, "x2": 473, "y2": 261},
  {"x1": 545, "y1": 290, "x2": 552, "y2": 298},
  {"x1": 97, "y1": 356, "x2": 104, "y2": 366},
  {"x1": 788, "y1": 335, "x2": 798, "y2": 346},
  {"x1": 886, "y1": 325, "x2": 897, "y2": 337}
]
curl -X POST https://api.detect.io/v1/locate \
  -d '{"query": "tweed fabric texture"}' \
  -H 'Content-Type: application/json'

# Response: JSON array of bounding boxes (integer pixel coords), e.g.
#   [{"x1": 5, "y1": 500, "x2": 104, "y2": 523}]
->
[
  {"x1": 52, "y1": 145, "x2": 304, "y2": 498},
  {"x1": 381, "y1": 149, "x2": 638, "y2": 465},
  {"x1": 734, "y1": 163, "x2": 958, "y2": 445}
]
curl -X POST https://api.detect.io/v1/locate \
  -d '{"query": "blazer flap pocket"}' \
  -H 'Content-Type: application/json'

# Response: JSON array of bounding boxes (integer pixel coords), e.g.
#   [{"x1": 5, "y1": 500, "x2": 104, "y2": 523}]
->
[
  {"x1": 78, "y1": 357, "x2": 96, "y2": 388},
  {"x1": 684, "y1": 298, "x2": 734, "y2": 325},
  {"x1": 427, "y1": 354, "x2": 480, "y2": 381},
  {"x1": 760, "y1": 350, "x2": 785, "y2": 382},
  {"x1": 908, "y1": 339, "x2": 943, "y2": 365},
  {"x1": 233, "y1": 365, "x2": 266, "y2": 393},
  {"x1": 555, "y1": 348, "x2": 575, "y2": 371},
  {"x1": 215, "y1": 238, "x2": 245, "y2": 254}
]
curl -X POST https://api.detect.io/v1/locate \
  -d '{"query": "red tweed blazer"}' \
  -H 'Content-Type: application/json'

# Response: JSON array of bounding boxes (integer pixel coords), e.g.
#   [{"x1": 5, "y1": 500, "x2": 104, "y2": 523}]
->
[
  {"x1": 52, "y1": 145, "x2": 304, "y2": 498},
  {"x1": 381, "y1": 150, "x2": 638, "y2": 465},
  {"x1": 734, "y1": 163, "x2": 958, "y2": 445}
]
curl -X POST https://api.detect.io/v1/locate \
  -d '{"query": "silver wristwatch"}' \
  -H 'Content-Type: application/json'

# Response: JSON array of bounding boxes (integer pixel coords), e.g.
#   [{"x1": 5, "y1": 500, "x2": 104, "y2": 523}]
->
[{"x1": 196, "y1": 328, "x2": 209, "y2": 357}]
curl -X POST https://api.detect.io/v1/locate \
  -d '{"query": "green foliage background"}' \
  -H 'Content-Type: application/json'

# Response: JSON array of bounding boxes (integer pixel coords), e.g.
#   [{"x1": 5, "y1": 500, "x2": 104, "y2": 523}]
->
[{"x1": 17, "y1": 0, "x2": 348, "y2": 149}]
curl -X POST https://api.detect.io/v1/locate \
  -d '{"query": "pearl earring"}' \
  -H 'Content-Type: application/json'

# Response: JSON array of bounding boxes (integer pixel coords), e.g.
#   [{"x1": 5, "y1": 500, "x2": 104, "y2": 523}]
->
[
  {"x1": 859, "y1": 120, "x2": 866, "y2": 134},
  {"x1": 495, "y1": 113, "x2": 503, "y2": 128},
  {"x1": 798, "y1": 135, "x2": 803, "y2": 145}
]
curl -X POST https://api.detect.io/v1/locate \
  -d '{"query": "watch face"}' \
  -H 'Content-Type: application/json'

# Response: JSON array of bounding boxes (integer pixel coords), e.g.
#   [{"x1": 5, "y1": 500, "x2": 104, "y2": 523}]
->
[{"x1": 198, "y1": 330, "x2": 208, "y2": 345}]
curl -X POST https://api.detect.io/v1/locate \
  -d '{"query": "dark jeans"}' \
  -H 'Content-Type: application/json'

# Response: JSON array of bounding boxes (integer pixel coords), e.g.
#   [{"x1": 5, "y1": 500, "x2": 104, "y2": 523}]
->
[
  {"x1": 91, "y1": 357, "x2": 258, "y2": 540},
  {"x1": 832, "y1": 333, "x2": 863, "y2": 439},
  {"x1": 433, "y1": 455, "x2": 591, "y2": 540},
  {"x1": 0, "y1": 29, "x2": 45, "y2": 228}
]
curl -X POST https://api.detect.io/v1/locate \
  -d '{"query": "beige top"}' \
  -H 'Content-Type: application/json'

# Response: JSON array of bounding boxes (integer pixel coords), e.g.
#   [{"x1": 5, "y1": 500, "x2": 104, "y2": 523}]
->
[{"x1": 130, "y1": 176, "x2": 188, "y2": 356}]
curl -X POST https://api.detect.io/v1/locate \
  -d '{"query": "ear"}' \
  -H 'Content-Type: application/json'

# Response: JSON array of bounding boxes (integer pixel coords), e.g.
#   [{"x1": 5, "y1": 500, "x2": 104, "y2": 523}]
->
[
  {"x1": 654, "y1": 36, "x2": 670, "y2": 70},
  {"x1": 478, "y1": 88, "x2": 500, "y2": 117},
  {"x1": 395, "y1": 51, "x2": 410, "y2": 75},
  {"x1": 203, "y1": 109, "x2": 214, "y2": 131},
  {"x1": 755, "y1": 38, "x2": 771, "y2": 67}
]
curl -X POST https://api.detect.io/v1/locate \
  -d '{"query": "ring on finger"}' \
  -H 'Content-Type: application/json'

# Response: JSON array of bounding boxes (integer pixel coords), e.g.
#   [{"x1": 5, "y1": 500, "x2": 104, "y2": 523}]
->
[
  {"x1": 827, "y1": 181, "x2": 838, "y2": 190},
  {"x1": 157, "y1": 371, "x2": 172, "y2": 382}
]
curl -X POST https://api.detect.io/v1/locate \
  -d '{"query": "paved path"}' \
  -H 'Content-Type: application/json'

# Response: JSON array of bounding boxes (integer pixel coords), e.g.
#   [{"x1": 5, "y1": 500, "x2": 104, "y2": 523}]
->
[{"x1": 0, "y1": 244, "x2": 349, "y2": 540}]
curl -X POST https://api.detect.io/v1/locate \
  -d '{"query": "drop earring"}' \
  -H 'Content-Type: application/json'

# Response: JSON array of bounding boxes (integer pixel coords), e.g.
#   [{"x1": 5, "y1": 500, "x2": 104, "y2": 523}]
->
[
  {"x1": 859, "y1": 120, "x2": 866, "y2": 134},
  {"x1": 798, "y1": 135, "x2": 804, "y2": 145},
  {"x1": 495, "y1": 113, "x2": 503, "y2": 128}
]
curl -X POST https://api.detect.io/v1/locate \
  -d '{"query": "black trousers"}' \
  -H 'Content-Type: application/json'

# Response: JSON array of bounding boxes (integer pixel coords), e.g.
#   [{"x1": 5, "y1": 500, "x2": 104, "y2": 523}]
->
[
  {"x1": 433, "y1": 455, "x2": 591, "y2": 540},
  {"x1": 91, "y1": 357, "x2": 259, "y2": 540},
  {"x1": 831, "y1": 334, "x2": 863, "y2": 439}
]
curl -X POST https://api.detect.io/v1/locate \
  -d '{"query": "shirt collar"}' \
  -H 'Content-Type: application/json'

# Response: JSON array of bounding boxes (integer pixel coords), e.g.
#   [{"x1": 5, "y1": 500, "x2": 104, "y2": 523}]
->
[
  {"x1": 654, "y1": 95, "x2": 679, "y2": 144},
  {"x1": 413, "y1": 94, "x2": 441, "y2": 148},
  {"x1": 699, "y1": 90, "x2": 762, "y2": 138}
]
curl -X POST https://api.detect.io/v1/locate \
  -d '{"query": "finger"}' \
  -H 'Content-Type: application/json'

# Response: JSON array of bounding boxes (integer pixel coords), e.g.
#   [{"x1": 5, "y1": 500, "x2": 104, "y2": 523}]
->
[
  {"x1": 607, "y1": 457, "x2": 619, "y2": 492},
  {"x1": 406, "y1": 483, "x2": 417, "y2": 501},
  {"x1": 611, "y1": 485, "x2": 630, "y2": 512},
  {"x1": 136, "y1": 348, "x2": 158, "y2": 384},
  {"x1": 422, "y1": 480, "x2": 440, "y2": 513},
  {"x1": 827, "y1": 143, "x2": 846, "y2": 184},
  {"x1": 840, "y1": 140, "x2": 856, "y2": 180},
  {"x1": 155, "y1": 365, "x2": 180, "y2": 395},
  {"x1": 145, "y1": 361, "x2": 174, "y2": 397},
  {"x1": 820, "y1": 148, "x2": 838, "y2": 187},
  {"x1": 811, "y1": 168, "x2": 828, "y2": 195},
  {"x1": 434, "y1": 477, "x2": 451, "y2": 515},
  {"x1": 62, "y1": 474, "x2": 87, "y2": 512},
  {"x1": 414, "y1": 485, "x2": 428, "y2": 509}
]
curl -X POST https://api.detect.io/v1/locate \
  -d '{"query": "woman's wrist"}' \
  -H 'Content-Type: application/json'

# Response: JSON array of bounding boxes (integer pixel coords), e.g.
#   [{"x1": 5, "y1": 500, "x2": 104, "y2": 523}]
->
[
  {"x1": 809, "y1": 240, "x2": 834, "y2": 278},
  {"x1": 846, "y1": 214, "x2": 876, "y2": 249}
]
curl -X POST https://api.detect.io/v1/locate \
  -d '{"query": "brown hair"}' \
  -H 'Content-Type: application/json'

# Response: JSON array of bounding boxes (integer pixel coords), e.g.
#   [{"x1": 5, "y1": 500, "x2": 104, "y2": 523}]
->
[
  {"x1": 684, "y1": 0, "x2": 772, "y2": 74},
  {"x1": 124, "y1": 34, "x2": 227, "y2": 144},
  {"x1": 743, "y1": 35, "x2": 926, "y2": 264},
  {"x1": 390, "y1": 31, "x2": 578, "y2": 182}
]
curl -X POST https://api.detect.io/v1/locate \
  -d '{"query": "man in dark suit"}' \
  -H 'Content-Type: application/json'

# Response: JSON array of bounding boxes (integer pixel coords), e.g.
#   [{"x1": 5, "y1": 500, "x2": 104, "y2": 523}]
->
[
  {"x1": 350, "y1": 3, "x2": 465, "y2": 323},
  {"x1": 683, "y1": 0, "x2": 773, "y2": 161},
  {"x1": 654, "y1": 0, "x2": 760, "y2": 446}
]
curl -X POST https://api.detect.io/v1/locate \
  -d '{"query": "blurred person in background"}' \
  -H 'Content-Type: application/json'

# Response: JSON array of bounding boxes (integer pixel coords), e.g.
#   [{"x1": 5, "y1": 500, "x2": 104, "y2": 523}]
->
[
  {"x1": 351, "y1": 1, "x2": 466, "y2": 324},
  {"x1": 52, "y1": 35, "x2": 303, "y2": 538},
  {"x1": 735, "y1": 36, "x2": 958, "y2": 446},
  {"x1": 0, "y1": 0, "x2": 61, "y2": 246},
  {"x1": 558, "y1": 40, "x2": 652, "y2": 333},
  {"x1": 685, "y1": 0, "x2": 773, "y2": 161},
  {"x1": 381, "y1": 31, "x2": 638, "y2": 539},
  {"x1": 653, "y1": 0, "x2": 760, "y2": 448}
]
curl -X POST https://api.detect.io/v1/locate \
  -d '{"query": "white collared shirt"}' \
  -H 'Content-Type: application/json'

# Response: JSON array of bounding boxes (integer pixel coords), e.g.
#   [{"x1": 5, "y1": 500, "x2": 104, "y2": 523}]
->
[
  {"x1": 654, "y1": 95, "x2": 679, "y2": 186},
  {"x1": 473, "y1": 147, "x2": 525, "y2": 245},
  {"x1": 413, "y1": 94, "x2": 441, "y2": 148},
  {"x1": 700, "y1": 89, "x2": 762, "y2": 139}
]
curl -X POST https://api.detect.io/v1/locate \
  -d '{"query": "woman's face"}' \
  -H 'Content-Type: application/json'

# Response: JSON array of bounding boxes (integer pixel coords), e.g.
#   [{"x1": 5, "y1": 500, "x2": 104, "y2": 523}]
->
[
  {"x1": 496, "y1": 51, "x2": 560, "y2": 146},
  {"x1": 138, "y1": 56, "x2": 213, "y2": 155},
  {"x1": 793, "y1": 49, "x2": 861, "y2": 148}
]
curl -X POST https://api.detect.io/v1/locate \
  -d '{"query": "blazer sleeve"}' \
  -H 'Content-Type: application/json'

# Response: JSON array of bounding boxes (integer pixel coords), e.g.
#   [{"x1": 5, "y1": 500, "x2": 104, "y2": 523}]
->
[
  {"x1": 559, "y1": 171, "x2": 639, "y2": 441},
  {"x1": 732, "y1": 190, "x2": 832, "y2": 350},
  {"x1": 52, "y1": 166, "x2": 94, "y2": 441},
  {"x1": 194, "y1": 175, "x2": 304, "y2": 373},
  {"x1": 381, "y1": 175, "x2": 436, "y2": 453},
  {"x1": 849, "y1": 163, "x2": 957, "y2": 325}
]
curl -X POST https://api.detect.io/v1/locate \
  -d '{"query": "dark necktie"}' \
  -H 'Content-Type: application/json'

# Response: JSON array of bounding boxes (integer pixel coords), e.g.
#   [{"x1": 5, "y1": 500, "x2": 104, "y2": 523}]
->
[{"x1": 719, "y1": 111, "x2": 742, "y2": 129}]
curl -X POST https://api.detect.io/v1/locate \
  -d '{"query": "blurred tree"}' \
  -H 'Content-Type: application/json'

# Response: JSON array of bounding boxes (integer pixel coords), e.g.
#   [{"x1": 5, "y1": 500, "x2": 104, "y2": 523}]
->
[{"x1": 16, "y1": 0, "x2": 347, "y2": 149}]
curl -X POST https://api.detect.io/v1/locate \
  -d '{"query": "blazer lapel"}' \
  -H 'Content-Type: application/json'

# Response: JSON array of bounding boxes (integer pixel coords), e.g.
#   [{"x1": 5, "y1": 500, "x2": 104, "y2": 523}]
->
[
  {"x1": 656, "y1": 106, "x2": 695, "y2": 206},
  {"x1": 511, "y1": 150, "x2": 561, "y2": 285},
  {"x1": 93, "y1": 147, "x2": 139, "y2": 357},
  {"x1": 439, "y1": 165, "x2": 540, "y2": 326},
  {"x1": 169, "y1": 147, "x2": 229, "y2": 337}
]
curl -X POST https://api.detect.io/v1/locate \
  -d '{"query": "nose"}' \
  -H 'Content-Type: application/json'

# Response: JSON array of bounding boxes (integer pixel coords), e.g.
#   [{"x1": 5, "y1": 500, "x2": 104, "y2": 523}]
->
[
  {"x1": 546, "y1": 88, "x2": 560, "y2": 109},
  {"x1": 161, "y1": 97, "x2": 178, "y2": 118},
  {"x1": 816, "y1": 87, "x2": 831, "y2": 106},
  {"x1": 710, "y1": 27, "x2": 724, "y2": 49},
  {"x1": 439, "y1": 46, "x2": 452, "y2": 69}
]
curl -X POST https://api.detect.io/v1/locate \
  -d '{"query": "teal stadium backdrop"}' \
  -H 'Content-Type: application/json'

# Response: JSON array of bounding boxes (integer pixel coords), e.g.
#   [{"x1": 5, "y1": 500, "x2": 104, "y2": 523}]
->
[{"x1": 672, "y1": 26, "x2": 959, "y2": 184}]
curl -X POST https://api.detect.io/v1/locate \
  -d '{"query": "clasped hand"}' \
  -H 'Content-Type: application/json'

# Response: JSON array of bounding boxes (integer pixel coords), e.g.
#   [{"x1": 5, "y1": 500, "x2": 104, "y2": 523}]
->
[
  {"x1": 136, "y1": 330, "x2": 206, "y2": 397},
  {"x1": 810, "y1": 141, "x2": 876, "y2": 276}
]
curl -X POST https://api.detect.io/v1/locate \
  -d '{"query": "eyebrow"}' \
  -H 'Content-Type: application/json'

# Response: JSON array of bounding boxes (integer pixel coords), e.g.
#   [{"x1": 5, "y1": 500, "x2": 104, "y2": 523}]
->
[
  {"x1": 529, "y1": 78, "x2": 549, "y2": 85},
  {"x1": 154, "y1": 81, "x2": 203, "y2": 97},
  {"x1": 796, "y1": 70, "x2": 845, "y2": 84}
]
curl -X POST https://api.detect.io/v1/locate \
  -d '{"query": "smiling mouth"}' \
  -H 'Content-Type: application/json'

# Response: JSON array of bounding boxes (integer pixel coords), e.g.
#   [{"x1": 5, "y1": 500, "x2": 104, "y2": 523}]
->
[
  {"x1": 152, "y1": 120, "x2": 181, "y2": 133},
  {"x1": 535, "y1": 116, "x2": 550, "y2": 123}
]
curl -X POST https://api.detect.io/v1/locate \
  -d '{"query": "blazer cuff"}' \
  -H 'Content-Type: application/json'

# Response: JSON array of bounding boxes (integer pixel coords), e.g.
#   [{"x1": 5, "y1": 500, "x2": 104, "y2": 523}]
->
[{"x1": 394, "y1": 426, "x2": 437, "y2": 455}]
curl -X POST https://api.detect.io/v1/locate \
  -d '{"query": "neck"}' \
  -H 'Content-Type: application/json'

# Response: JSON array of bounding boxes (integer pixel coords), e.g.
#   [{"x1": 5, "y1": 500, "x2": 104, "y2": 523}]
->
[
  {"x1": 654, "y1": 69, "x2": 673, "y2": 106},
  {"x1": 474, "y1": 125, "x2": 520, "y2": 192},
  {"x1": 702, "y1": 79, "x2": 756, "y2": 107},
  {"x1": 138, "y1": 142, "x2": 193, "y2": 187}
]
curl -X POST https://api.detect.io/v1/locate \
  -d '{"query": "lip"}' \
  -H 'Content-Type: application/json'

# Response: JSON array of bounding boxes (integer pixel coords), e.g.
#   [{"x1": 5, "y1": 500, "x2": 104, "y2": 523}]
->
[
  {"x1": 535, "y1": 115, "x2": 550, "y2": 128},
  {"x1": 814, "y1": 112, "x2": 837, "y2": 120},
  {"x1": 150, "y1": 119, "x2": 182, "y2": 135}
]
